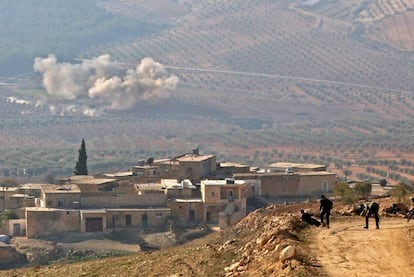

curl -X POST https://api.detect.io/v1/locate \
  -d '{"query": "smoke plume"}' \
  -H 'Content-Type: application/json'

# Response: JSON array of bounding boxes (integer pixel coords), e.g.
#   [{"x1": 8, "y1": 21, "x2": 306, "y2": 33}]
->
[{"x1": 33, "y1": 54, "x2": 179, "y2": 111}]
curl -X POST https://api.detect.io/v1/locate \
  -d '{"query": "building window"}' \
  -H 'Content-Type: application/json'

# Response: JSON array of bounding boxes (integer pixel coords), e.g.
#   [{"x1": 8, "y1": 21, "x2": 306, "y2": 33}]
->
[
  {"x1": 211, "y1": 191, "x2": 215, "y2": 197},
  {"x1": 228, "y1": 190, "x2": 233, "y2": 197},
  {"x1": 57, "y1": 200, "x2": 64, "y2": 208},
  {"x1": 126, "y1": 214, "x2": 132, "y2": 226},
  {"x1": 156, "y1": 213, "x2": 162, "y2": 217}
]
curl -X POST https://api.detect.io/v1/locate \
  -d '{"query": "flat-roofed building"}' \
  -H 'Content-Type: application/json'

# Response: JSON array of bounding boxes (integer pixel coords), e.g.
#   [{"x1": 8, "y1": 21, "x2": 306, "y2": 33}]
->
[
  {"x1": 234, "y1": 170, "x2": 337, "y2": 199},
  {"x1": 201, "y1": 179, "x2": 247, "y2": 228},
  {"x1": 268, "y1": 162, "x2": 327, "y2": 173},
  {"x1": 172, "y1": 150, "x2": 217, "y2": 182}
]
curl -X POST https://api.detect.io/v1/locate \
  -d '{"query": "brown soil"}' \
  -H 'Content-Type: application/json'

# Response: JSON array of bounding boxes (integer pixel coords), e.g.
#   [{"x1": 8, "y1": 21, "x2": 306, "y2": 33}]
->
[{"x1": 309, "y1": 217, "x2": 414, "y2": 277}]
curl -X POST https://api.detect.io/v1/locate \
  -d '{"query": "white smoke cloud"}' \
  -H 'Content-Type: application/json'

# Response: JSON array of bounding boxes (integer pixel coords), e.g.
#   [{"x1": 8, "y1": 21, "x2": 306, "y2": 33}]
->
[{"x1": 33, "y1": 54, "x2": 179, "y2": 111}]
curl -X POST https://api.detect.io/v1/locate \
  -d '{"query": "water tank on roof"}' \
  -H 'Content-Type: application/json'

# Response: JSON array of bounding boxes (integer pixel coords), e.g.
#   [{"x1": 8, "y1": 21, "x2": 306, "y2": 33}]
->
[
  {"x1": 192, "y1": 148, "x2": 199, "y2": 155},
  {"x1": 226, "y1": 179, "x2": 235, "y2": 184}
]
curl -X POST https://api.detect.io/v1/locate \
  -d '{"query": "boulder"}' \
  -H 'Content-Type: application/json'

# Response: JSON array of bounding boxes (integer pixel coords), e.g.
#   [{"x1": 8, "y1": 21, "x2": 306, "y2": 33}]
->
[{"x1": 279, "y1": 245, "x2": 296, "y2": 262}]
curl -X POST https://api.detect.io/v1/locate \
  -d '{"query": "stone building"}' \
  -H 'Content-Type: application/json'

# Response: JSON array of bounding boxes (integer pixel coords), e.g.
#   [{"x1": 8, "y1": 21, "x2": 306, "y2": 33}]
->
[
  {"x1": 201, "y1": 179, "x2": 247, "y2": 229},
  {"x1": 171, "y1": 149, "x2": 217, "y2": 183},
  {"x1": 234, "y1": 170, "x2": 337, "y2": 200}
]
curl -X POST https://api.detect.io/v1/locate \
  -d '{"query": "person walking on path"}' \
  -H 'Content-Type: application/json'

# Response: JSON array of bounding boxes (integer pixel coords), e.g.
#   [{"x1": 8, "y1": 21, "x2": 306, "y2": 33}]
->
[
  {"x1": 320, "y1": 195, "x2": 333, "y2": 228},
  {"x1": 361, "y1": 201, "x2": 380, "y2": 229}
]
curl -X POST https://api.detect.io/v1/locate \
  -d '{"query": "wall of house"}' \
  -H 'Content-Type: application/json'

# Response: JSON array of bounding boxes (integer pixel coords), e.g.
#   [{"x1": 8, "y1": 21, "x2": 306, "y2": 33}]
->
[
  {"x1": 219, "y1": 210, "x2": 245, "y2": 230},
  {"x1": 80, "y1": 211, "x2": 106, "y2": 232},
  {"x1": 0, "y1": 190, "x2": 19, "y2": 211},
  {"x1": 177, "y1": 157, "x2": 217, "y2": 182},
  {"x1": 204, "y1": 204, "x2": 225, "y2": 224},
  {"x1": 43, "y1": 193, "x2": 81, "y2": 209},
  {"x1": 106, "y1": 209, "x2": 170, "y2": 228},
  {"x1": 167, "y1": 201, "x2": 204, "y2": 224},
  {"x1": 235, "y1": 173, "x2": 336, "y2": 198},
  {"x1": 8, "y1": 219, "x2": 26, "y2": 236},
  {"x1": 8, "y1": 197, "x2": 35, "y2": 209},
  {"x1": 80, "y1": 194, "x2": 167, "y2": 208},
  {"x1": 26, "y1": 209, "x2": 80, "y2": 238},
  {"x1": 298, "y1": 174, "x2": 336, "y2": 196},
  {"x1": 202, "y1": 185, "x2": 222, "y2": 204},
  {"x1": 258, "y1": 174, "x2": 301, "y2": 197},
  {"x1": 165, "y1": 188, "x2": 200, "y2": 199}
]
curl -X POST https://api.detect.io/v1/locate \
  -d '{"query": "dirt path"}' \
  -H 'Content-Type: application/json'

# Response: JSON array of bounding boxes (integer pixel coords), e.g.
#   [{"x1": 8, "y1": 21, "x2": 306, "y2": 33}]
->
[{"x1": 309, "y1": 216, "x2": 414, "y2": 277}]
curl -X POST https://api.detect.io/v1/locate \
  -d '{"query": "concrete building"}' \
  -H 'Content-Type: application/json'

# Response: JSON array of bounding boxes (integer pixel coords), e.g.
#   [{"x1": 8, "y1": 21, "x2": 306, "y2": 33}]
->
[
  {"x1": 25, "y1": 206, "x2": 172, "y2": 238},
  {"x1": 201, "y1": 179, "x2": 247, "y2": 229},
  {"x1": 171, "y1": 149, "x2": 217, "y2": 182},
  {"x1": 234, "y1": 170, "x2": 337, "y2": 200}
]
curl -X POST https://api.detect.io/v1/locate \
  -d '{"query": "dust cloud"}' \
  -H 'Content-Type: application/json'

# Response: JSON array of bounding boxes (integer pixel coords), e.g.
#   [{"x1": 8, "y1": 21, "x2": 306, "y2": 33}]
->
[{"x1": 33, "y1": 54, "x2": 179, "y2": 114}]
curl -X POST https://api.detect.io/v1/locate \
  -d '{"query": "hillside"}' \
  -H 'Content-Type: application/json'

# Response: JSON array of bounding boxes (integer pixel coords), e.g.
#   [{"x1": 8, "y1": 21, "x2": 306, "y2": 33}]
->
[
  {"x1": 0, "y1": 0, "x2": 160, "y2": 76},
  {"x1": 1, "y1": 197, "x2": 413, "y2": 276},
  {"x1": 2, "y1": 0, "x2": 414, "y2": 184}
]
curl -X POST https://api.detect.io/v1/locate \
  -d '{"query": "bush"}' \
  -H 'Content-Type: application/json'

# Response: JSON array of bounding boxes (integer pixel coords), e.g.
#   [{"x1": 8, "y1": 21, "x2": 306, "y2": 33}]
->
[
  {"x1": 391, "y1": 183, "x2": 413, "y2": 203},
  {"x1": 354, "y1": 181, "x2": 372, "y2": 200},
  {"x1": 333, "y1": 182, "x2": 357, "y2": 204}
]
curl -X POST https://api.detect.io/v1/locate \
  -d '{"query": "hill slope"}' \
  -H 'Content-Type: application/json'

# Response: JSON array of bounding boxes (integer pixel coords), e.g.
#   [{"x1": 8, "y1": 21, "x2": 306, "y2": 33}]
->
[{"x1": 1, "y1": 198, "x2": 413, "y2": 276}]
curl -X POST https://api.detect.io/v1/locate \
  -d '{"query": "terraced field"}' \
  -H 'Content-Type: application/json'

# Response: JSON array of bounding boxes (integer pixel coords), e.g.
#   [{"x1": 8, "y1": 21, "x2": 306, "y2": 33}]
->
[{"x1": 3, "y1": 0, "x2": 414, "y2": 184}]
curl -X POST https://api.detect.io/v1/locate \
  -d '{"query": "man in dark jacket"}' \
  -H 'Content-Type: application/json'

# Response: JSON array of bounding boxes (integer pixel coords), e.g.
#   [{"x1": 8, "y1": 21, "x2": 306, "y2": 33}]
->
[
  {"x1": 300, "y1": 209, "x2": 321, "y2": 227},
  {"x1": 362, "y1": 201, "x2": 380, "y2": 229},
  {"x1": 320, "y1": 195, "x2": 333, "y2": 228}
]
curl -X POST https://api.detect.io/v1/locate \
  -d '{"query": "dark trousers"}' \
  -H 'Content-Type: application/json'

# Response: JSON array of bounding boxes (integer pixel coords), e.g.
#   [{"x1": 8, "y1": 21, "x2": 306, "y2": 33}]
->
[
  {"x1": 408, "y1": 209, "x2": 414, "y2": 222},
  {"x1": 366, "y1": 211, "x2": 379, "y2": 228},
  {"x1": 320, "y1": 210, "x2": 330, "y2": 226}
]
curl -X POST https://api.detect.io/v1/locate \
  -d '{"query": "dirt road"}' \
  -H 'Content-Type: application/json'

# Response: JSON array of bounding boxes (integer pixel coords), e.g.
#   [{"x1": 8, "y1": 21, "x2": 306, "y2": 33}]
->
[{"x1": 309, "y1": 216, "x2": 414, "y2": 277}]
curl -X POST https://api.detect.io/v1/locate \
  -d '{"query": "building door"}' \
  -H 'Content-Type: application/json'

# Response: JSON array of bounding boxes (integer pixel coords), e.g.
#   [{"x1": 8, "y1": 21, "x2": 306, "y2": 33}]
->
[
  {"x1": 141, "y1": 214, "x2": 148, "y2": 227},
  {"x1": 112, "y1": 215, "x2": 117, "y2": 227},
  {"x1": 125, "y1": 214, "x2": 132, "y2": 226},
  {"x1": 85, "y1": 218, "x2": 103, "y2": 232},
  {"x1": 206, "y1": 211, "x2": 211, "y2": 223},
  {"x1": 189, "y1": 209, "x2": 195, "y2": 222},
  {"x1": 13, "y1": 224, "x2": 20, "y2": 235}
]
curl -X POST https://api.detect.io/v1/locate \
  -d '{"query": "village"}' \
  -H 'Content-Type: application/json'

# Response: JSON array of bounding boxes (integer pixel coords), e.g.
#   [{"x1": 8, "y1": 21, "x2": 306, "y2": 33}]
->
[{"x1": 0, "y1": 148, "x2": 345, "y2": 239}]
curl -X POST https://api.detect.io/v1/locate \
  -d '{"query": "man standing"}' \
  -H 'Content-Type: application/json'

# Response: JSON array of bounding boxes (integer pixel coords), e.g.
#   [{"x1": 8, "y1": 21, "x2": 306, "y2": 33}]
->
[
  {"x1": 320, "y1": 195, "x2": 333, "y2": 228},
  {"x1": 362, "y1": 201, "x2": 380, "y2": 229}
]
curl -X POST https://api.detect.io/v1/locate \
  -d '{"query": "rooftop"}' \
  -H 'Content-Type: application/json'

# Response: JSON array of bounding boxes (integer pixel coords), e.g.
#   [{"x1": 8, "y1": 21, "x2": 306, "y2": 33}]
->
[
  {"x1": 176, "y1": 153, "x2": 215, "y2": 162},
  {"x1": 19, "y1": 183, "x2": 44, "y2": 190},
  {"x1": 220, "y1": 162, "x2": 249, "y2": 168},
  {"x1": 103, "y1": 171, "x2": 133, "y2": 177},
  {"x1": 41, "y1": 184, "x2": 81, "y2": 194},
  {"x1": 135, "y1": 183, "x2": 164, "y2": 191},
  {"x1": 268, "y1": 162, "x2": 326, "y2": 169},
  {"x1": 297, "y1": 171, "x2": 336, "y2": 176},
  {"x1": 162, "y1": 179, "x2": 196, "y2": 189},
  {"x1": 201, "y1": 179, "x2": 246, "y2": 186}
]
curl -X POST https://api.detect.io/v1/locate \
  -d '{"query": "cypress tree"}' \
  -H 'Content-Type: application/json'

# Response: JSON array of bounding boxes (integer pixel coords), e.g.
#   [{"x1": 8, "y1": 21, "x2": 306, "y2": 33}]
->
[{"x1": 74, "y1": 138, "x2": 88, "y2": 175}]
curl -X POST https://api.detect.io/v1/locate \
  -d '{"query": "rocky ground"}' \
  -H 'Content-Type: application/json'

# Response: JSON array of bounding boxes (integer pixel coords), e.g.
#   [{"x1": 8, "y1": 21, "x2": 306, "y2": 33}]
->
[{"x1": 0, "y1": 196, "x2": 413, "y2": 276}]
